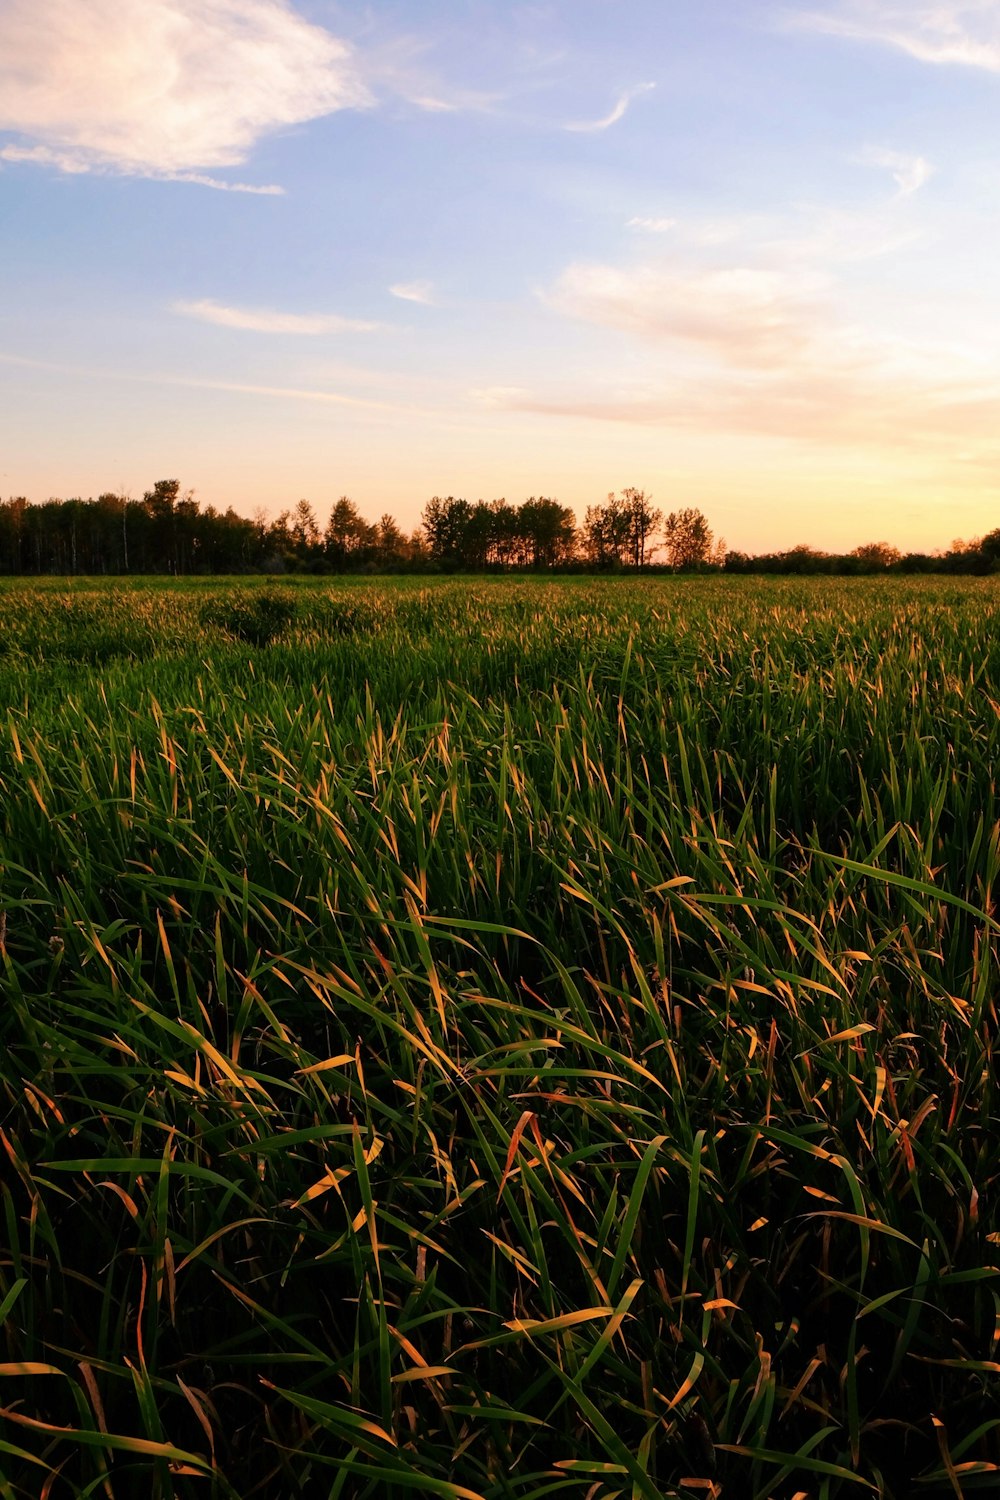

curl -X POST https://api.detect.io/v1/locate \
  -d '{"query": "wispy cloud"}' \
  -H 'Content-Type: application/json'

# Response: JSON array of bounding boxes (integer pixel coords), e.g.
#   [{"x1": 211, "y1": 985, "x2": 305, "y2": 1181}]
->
[
  {"x1": 173, "y1": 299, "x2": 382, "y2": 335},
  {"x1": 169, "y1": 376, "x2": 397, "y2": 411},
  {"x1": 0, "y1": 143, "x2": 285, "y2": 193},
  {"x1": 405, "y1": 95, "x2": 460, "y2": 114},
  {"x1": 162, "y1": 173, "x2": 284, "y2": 196},
  {"x1": 389, "y1": 84, "x2": 504, "y2": 115},
  {"x1": 546, "y1": 261, "x2": 828, "y2": 366},
  {"x1": 0, "y1": 0, "x2": 369, "y2": 184},
  {"x1": 518, "y1": 248, "x2": 1000, "y2": 458},
  {"x1": 565, "y1": 82, "x2": 655, "y2": 133},
  {"x1": 626, "y1": 216, "x2": 678, "y2": 233},
  {"x1": 858, "y1": 145, "x2": 934, "y2": 197},
  {"x1": 469, "y1": 385, "x2": 533, "y2": 410},
  {"x1": 0, "y1": 349, "x2": 414, "y2": 413},
  {"x1": 0, "y1": 144, "x2": 92, "y2": 175},
  {"x1": 389, "y1": 281, "x2": 435, "y2": 305},
  {"x1": 494, "y1": 367, "x2": 1000, "y2": 460},
  {"x1": 357, "y1": 29, "x2": 506, "y2": 117},
  {"x1": 787, "y1": 3, "x2": 1000, "y2": 72}
]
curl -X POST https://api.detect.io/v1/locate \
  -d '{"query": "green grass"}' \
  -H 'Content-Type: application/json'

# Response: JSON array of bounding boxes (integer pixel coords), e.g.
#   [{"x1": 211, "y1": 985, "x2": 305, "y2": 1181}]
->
[{"x1": 0, "y1": 574, "x2": 999, "y2": 1497}]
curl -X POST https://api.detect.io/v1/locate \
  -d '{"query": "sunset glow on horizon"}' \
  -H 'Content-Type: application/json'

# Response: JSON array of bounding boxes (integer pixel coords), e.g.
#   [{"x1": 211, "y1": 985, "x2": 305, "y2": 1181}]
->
[{"x1": 2, "y1": 0, "x2": 1000, "y2": 554}]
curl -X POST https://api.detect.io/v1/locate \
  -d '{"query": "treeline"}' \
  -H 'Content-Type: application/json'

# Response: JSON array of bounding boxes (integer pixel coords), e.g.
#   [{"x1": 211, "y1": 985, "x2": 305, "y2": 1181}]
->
[
  {"x1": 1, "y1": 482, "x2": 999, "y2": 576},
  {"x1": 0, "y1": 485, "x2": 621, "y2": 576},
  {"x1": 722, "y1": 537, "x2": 1000, "y2": 576},
  {"x1": 0, "y1": 486, "x2": 426, "y2": 577}
]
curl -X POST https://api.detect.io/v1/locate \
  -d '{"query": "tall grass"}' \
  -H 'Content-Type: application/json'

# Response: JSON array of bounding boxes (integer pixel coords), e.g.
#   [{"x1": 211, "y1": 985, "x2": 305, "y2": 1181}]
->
[{"x1": 0, "y1": 575, "x2": 998, "y2": 1497}]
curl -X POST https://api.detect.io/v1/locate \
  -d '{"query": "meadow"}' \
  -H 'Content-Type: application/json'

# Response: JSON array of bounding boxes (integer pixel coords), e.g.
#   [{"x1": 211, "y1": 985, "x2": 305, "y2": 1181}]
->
[{"x1": 0, "y1": 574, "x2": 998, "y2": 1499}]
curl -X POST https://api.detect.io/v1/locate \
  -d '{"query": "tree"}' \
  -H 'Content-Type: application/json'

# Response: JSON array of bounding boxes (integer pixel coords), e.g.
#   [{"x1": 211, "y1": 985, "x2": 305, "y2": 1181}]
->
[
  {"x1": 621, "y1": 488, "x2": 662, "y2": 569},
  {"x1": 583, "y1": 494, "x2": 630, "y2": 568},
  {"x1": 325, "y1": 497, "x2": 373, "y2": 568},
  {"x1": 0, "y1": 497, "x2": 28, "y2": 573},
  {"x1": 290, "y1": 500, "x2": 322, "y2": 564},
  {"x1": 372, "y1": 513, "x2": 408, "y2": 568},
  {"x1": 466, "y1": 501, "x2": 495, "y2": 569},
  {"x1": 93, "y1": 492, "x2": 129, "y2": 572},
  {"x1": 582, "y1": 490, "x2": 660, "y2": 569},
  {"x1": 780, "y1": 544, "x2": 829, "y2": 575},
  {"x1": 519, "y1": 497, "x2": 577, "y2": 568},
  {"x1": 485, "y1": 499, "x2": 515, "y2": 568},
  {"x1": 421, "y1": 496, "x2": 473, "y2": 567},
  {"x1": 850, "y1": 542, "x2": 901, "y2": 573},
  {"x1": 143, "y1": 478, "x2": 181, "y2": 572},
  {"x1": 662, "y1": 507, "x2": 712, "y2": 570},
  {"x1": 175, "y1": 489, "x2": 201, "y2": 573}
]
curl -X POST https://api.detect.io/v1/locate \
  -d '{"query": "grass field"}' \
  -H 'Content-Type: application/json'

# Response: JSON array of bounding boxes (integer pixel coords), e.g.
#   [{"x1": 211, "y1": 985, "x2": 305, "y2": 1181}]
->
[{"x1": 1, "y1": 575, "x2": 999, "y2": 1498}]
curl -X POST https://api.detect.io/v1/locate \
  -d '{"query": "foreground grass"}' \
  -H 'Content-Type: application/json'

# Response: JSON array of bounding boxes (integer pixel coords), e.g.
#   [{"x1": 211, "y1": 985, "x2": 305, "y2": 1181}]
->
[{"x1": 0, "y1": 575, "x2": 998, "y2": 1497}]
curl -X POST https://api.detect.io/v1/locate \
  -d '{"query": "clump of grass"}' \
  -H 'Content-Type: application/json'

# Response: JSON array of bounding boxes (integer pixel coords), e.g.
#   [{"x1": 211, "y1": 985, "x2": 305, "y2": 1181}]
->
[
  {"x1": 205, "y1": 587, "x2": 297, "y2": 647},
  {"x1": 0, "y1": 574, "x2": 998, "y2": 1496}
]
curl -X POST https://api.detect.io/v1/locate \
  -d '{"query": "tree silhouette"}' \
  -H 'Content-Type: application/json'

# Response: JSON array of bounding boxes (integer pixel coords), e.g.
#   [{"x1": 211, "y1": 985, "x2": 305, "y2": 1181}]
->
[
  {"x1": 621, "y1": 488, "x2": 662, "y2": 569},
  {"x1": 325, "y1": 497, "x2": 373, "y2": 568},
  {"x1": 662, "y1": 507, "x2": 712, "y2": 570}
]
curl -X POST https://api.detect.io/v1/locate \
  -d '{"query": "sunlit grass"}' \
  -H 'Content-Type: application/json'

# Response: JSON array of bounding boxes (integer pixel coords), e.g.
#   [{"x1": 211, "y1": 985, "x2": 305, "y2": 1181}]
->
[{"x1": 0, "y1": 575, "x2": 998, "y2": 1496}]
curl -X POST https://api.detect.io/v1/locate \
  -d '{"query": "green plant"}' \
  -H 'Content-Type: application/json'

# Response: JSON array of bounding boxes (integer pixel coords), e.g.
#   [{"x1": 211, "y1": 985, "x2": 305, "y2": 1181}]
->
[{"x1": 0, "y1": 574, "x2": 997, "y2": 1496}]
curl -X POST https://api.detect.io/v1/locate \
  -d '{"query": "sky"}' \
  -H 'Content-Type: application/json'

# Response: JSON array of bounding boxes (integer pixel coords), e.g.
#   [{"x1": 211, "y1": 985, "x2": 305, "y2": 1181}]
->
[{"x1": 2, "y1": 0, "x2": 1000, "y2": 553}]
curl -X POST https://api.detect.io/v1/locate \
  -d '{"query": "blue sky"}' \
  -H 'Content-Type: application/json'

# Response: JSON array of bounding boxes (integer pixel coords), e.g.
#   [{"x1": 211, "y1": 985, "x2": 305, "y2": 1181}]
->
[{"x1": 2, "y1": 0, "x2": 1000, "y2": 551}]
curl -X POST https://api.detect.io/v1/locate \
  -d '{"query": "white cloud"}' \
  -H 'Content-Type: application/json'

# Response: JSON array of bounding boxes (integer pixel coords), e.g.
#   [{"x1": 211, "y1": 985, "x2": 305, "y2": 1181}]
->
[
  {"x1": 0, "y1": 143, "x2": 285, "y2": 193},
  {"x1": 0, "y1": 0, "x2": 369, "y2": 183},
  {"x1": 626, "y1": 216, "x2": 678, "y2": 233},
  {"x1": 0, "y1": 349, "x2": 417, "y2": 414},
  {"x1": 565, "y1": 82, "x2": 655, "y2": 133},
  {"x1": 469, "y1": 385, "x2": 533, "y2": 409},
  {"x1": 167, "y1": 376, "x2": 398, "y2": 410},
  {"x1": 547, "y1": 261, "x2": 828, "y2": 366},
  {"x1": 355, "y1": 26, "x2": 511, "y2": 117},
  {"x1": 173, "y1": 299, "x2": 382, "y2": 334},
  {"x1": 525, "y1": 249, "x2": 1000, "y2": 457},
  {"x1": 788, "y1": 3, "x2": 1000, "y2": 72},
  {"x1": 389, "y1": 281, "x2": 435, "y2": 305},
  {"x1": 162, "y1": 174, "x2": 284, "y2": 196},
  {"x1": 389, "y1": 83, "x2": 503, "y2": 115},
  {"x1": 405, "y1": 95, "x2": 460, "y2": 114},
  {"x1": 0, "y1": 144, "x2": 93, "y2": 174},
  {"x1": 859, "y1": 145, "x2": 934, "y2": 197}
]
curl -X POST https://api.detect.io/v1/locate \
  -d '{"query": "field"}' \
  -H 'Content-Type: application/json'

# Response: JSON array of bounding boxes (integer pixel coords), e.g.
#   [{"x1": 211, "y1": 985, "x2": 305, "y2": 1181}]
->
[{"x1": 0, "y1": 574, "x2": 999, "y2": 1499}]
